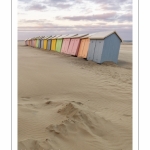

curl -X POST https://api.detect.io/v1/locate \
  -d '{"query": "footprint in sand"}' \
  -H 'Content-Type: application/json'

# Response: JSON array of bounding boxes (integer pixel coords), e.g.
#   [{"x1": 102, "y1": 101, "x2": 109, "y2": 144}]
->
[
  {"x1": 123, "y1": 114, "x2": 132, "y2": 117},
  {"x1": 45, "y1": 101, "x2": 52, "y2": 105},
  {"x1": 21, "y1": 97, "x2": 30, "y2": 101},
  {"x1": 44, "y1": 98, "x2": 50, "y2": 100}
]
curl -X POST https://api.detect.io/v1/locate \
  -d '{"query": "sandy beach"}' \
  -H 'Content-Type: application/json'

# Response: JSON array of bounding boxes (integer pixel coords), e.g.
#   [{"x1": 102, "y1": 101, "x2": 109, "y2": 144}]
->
[{"x1": 18, "y1": 41, "x2": 132, "y2": 150}]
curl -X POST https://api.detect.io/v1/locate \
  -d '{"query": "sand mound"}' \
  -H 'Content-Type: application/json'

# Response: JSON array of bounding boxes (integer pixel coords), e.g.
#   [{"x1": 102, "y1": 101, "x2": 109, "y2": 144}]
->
[
  {"x1": 47, "y1": 102, "x2": 120, "y2": 138},
  {"x1": 19, "y1": 138, "x2": 54, "y2": 150},
  {"x1": 19, "y1": 101, "x2": 131, "y2": 150}
]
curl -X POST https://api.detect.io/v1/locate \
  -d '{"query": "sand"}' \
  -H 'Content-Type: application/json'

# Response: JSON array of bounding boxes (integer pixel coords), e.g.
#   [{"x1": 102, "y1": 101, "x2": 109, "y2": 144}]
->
[{"x1": 18, "y1": 41, "x2": 132, "y2": 150}]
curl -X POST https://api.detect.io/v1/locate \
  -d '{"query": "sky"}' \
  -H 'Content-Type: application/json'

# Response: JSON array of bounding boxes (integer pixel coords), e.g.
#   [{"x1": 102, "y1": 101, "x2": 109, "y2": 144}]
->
[{"x1": 18, "y1": 0, "x2": 132, "y2": 40}]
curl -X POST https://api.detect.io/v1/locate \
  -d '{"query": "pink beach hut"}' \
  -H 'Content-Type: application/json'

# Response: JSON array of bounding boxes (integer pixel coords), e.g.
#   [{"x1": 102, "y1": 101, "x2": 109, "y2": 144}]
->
[
  {"x1": 27, "y1": 38, "x2": 30, "y2": 46},
  {"x1": 67, "y1": 33, "x2": 89, "y2": 56},
  {"x1": 61, "y1": 34, "x2": 78, "y2": 54},
  {"x1": 28, "y1": 38, "x2": 31, "y2": 46},
  {"x1": 31, "y1": 37, "x2": 35, "y2": 47},
  {"x1": 33, "y1": 37, "x2": 37, "y2": 47},
  {"x1": 28, "y1": 38, "x2": 32, "y2": 46}
]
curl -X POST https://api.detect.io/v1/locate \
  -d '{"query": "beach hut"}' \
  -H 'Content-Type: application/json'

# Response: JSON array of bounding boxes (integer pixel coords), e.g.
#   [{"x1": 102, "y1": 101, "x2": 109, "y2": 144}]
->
[
  {"x1": 86, "y1": 31, "x2": 122, "y2": 64},
  {"x1": 77, "y1": 32, "x2": 98, "y2": 58},
  {"x1": 37, "y1": 36, "x2": 44, "y2": 48},
  {"x1": 35, "y1": 37, "x2": 40, "y2": 48},
  {"x1": 31, "y1": 37, "x2": 35, "y2": 47},
  {"x1": 29, "y1": 38, "x2": 32, "y2": 46},
  {"x1": 43, "y1": 36, "x2": 51, "y2": 50},
  {"x1": 51, "y1": 35, "x2": 62, "y2": 51},
  {"x1": 36, "y1": 36, "x2": 42, "y2": 48},
  {"x1": 67, "y1": 33, "x2": 88, "y2": 56},
  {"x1": 36, "y1": 37, "x2": 40, "y2": 48},
  {"x1": 61, "y1": 34, "x2": 78, "y2": 54},
  {"x1": 40, "y1": 36, "x2": 47, "y2": 49},
  {"x1": 55, "y1": 34, "x2": 68, "y2": 52},
  {"x1": 28, "y1": 38, "x2": 32, "y2": 46},
  {"x1": 29, "y1": 38, "x2": 32, "y2": 47},
  {"x1": 47, "y1": 35, "x2": 55, "y2": 50},
  {"x1": 34, "y1": 37, "x2": 38, "y2": 48}
]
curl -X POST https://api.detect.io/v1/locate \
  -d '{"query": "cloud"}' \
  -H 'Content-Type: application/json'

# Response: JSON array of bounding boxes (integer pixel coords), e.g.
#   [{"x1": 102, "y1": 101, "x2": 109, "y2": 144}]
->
[
  {"x1": 19, "y1": 19, "x2": 48, "y2": 23},
  {"x1": 53, "y1": 3, "x2": 72, "y2": 8},
  {"x1": 85, "y1": 0, "x2": 130, "y2": 4},
  {"x1": 56, "y1": 12, "x2": 132, "y2": 22},
  {"x1": 26, "y1": 3, "x2": 47, "y2": 11},
  {"x1": 123, "y1": 4, "x2": 132, "y2": 11},
  {"x1": 99, "y1": 4, "x2": 121, "y2": 11},
  {"x1": 56, "y1": 12, "x2": 118, "y2": 21},
  {"x1": 18, "y1": 18, "x2": 132, "y2": 40},
  {"x1": 43, "y1": 0, "x2": 73, "y2": 9},
  {"x1": 18, "y1": 0, "x2": 32, "y2": 3},
  {"x1": 18, "y1": 12, "x2": 26, "y2": 15},
  {"x1": 118, "y1": 13, "x2": 132, "y2": 22},
  {"x1": 18, "y1": 22, "x2": 132, "y2": 31}
]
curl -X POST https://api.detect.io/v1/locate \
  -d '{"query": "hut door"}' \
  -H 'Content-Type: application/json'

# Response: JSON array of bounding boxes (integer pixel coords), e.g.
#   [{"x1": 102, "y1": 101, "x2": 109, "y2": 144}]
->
[
  {"x1": 93, "y1": 40, "x2": 104, "y2": 63},
  {"x1": 87, "y1": 40, "x2": 96, "y2": 60}
]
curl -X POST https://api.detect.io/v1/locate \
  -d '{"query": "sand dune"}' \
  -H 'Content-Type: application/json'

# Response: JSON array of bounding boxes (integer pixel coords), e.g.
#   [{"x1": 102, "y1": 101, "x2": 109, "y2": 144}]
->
[{"x1": 18, "y1": 41, "x2": 132, "y2": 150}]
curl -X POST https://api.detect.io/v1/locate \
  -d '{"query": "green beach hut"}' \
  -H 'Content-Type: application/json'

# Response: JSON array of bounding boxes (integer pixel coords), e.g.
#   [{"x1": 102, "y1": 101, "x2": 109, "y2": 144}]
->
[{"x1": 55, "y1": 34, "x2": 68, "y2": 52}]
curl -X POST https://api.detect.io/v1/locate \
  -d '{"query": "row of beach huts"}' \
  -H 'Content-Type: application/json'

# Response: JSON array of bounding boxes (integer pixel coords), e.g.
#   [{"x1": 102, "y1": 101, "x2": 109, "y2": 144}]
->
[{"x1": 25, "y1": 31, "x2": 122, "y2": 64}]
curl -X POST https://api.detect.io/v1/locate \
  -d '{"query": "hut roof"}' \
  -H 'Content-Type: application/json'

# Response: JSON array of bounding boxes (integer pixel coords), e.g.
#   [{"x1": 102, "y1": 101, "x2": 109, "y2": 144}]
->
[
  {"x1": 82, "y1": 31, "x2": 122, "y2": 41},
  {"x1": 42, "y1": 36, "x2": 51, "y2": 39},
  {"x1": 62, "y1": 34, "x2": 78, "y2": 38},
  {"x1": 47, "y1": 35, "x2": 56, "y2": 39},
  {"x1": 70, "y1": 33, "x2": 89, "y2": 38},
  {"x1": 51, "y1": 35, "x2": 62, "y2": 39},
  {"x1": 57, "y1": 34, "x2": 69, "y2": 39}
]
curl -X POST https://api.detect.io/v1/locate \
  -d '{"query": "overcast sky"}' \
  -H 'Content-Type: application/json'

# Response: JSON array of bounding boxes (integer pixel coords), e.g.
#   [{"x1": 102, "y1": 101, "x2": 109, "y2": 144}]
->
[{"x1": 18, "y1": 0, "x2": 132, "y2": 40}]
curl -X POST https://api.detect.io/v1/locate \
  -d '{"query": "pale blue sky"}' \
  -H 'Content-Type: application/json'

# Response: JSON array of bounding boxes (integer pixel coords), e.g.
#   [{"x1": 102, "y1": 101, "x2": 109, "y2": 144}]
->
[{"x1": 18, "y1": 0, "x2": 132, "y2": 40}]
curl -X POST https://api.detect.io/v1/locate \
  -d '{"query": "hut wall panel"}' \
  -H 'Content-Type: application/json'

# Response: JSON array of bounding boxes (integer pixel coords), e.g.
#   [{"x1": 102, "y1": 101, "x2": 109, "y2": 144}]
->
[
  {"x1": 87, "y1": 40, "x2": 97, "y2": 60},
  {"x1": 77, "y1": 39, "x2": 85, "y2": 57},
  {"x1": 47, "y1": 40, "x2": 51, "y2": 50},
  {"x1": 71, "y1": 38, "x2": 80, "y2": 56},
  {"x1": 100, "y1": 33, "x2": 121, "y2": 63},
  {"x1": 51, "y1": 39, "x2": 56, "y2": 51},
  {"x1": 61, "y1": 39, "x2": 66, "y2": 53},
  {"x1": 65, "y1": 39, "x2": 71, "y2": 54},
  {"x1": 32, "y1": 40, "x2": 34, "y2": 47},
  {"x1": 63, "y1": 39, "x2": 70, "y2": 54},
  {"x1": 56, "y1": 39, "x2": 63, "y2": 52},
  {"x1": 82, "y1": 38, "x2": 90, "y2": 58},
  {"x1": 38, "y1": 40, "x2": 41, "y2": 48},
  {"x1": 44, "y1": 40, "x2": 47, "y2": 50},
  {"x1": 59, "y1": 39, "x2": 63, "y2": 52},
  {"x1": 41, "y1": 40, "x2": 43, "y2": 48},
  {"x1": 37, "y1": 40, "x2": 39, "y2": 48},
  {"x1": 31, "y1": 40, "x2": 33, "y2": 47},
  {"x1": 93, "y1": 40, "x2": 104, "y2": 63},
  {"x1": 33, "y1": 40, "x2": 36, "y2": 47},
  {"x1": 36, "y1": 40, "x2": 38, "y2": 48},
  {"x1": 67, "y1": 39, "x2": 75, "y2": 54}
]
